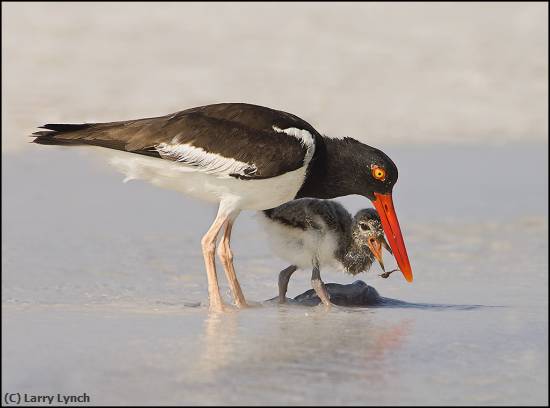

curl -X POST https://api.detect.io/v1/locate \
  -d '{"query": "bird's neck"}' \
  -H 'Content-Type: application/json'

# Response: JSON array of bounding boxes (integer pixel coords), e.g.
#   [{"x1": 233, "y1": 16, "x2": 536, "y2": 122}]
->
[
  {"x1": 337, "y1": 237, "x2": 374, "y2": 276},
  {"x1": 295, "y1": 136, "x2": 362, "y2": 200}
]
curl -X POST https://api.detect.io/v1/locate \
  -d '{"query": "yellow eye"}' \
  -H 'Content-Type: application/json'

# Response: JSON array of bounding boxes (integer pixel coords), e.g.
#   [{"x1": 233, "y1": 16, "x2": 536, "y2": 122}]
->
[{"x1": 371, "y1": 166, "x2": 386, "y2": 181}]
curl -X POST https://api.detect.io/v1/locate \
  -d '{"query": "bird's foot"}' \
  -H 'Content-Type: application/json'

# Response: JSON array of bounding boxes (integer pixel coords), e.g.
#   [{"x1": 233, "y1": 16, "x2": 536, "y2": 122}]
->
[
  {"x1": 234, "y1": 300, "x2": 249, "y2": 309},
  {"x1": 238, "y1": 300, "x2": 264, "y2": 309},
  {"x1": 322, "y1": 301, "x2": 333, "y2": 309},
  {"x1": 208, "y1": 297, "x2": 228, "y2": 313}
]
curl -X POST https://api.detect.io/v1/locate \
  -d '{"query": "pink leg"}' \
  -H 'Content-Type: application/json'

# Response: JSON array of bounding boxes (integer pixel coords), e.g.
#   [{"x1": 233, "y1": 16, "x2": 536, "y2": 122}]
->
[
  {"x1": 201, "y1": 206, "x2": 234, "y2": 312},
  {"x1": 217, "y1": 212, "x2": 248, "y2": 308}
]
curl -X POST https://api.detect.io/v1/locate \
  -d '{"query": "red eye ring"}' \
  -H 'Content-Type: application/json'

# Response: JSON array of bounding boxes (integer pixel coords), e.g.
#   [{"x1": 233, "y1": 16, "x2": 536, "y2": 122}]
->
[{"x1": 371, "y1": 165, "x2": 386, "y2": 181}]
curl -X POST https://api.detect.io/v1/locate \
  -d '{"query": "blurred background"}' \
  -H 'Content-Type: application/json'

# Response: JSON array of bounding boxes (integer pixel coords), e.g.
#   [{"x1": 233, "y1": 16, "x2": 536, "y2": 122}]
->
[
  {"x1": 2, "y1": 2, "x2": 548, "y2": 150},
  {"x1": 2, "y1": 2, "x2": 548, "y2": 406}
]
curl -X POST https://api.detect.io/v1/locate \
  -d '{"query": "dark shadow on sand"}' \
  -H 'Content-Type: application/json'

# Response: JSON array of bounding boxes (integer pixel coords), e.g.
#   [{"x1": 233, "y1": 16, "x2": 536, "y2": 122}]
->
[{"x1": 264, "y1": 280, "x2": 499, "y2": 310}]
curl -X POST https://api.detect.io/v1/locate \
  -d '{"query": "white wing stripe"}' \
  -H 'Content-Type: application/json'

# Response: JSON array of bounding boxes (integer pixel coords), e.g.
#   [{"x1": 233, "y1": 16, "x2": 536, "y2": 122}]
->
[
  {"x1": 272, "y1": 126, "x2": 315, "y2": 165},
  {"x1": 155, "y1": 142, "x2": 257, "y2": 178}
]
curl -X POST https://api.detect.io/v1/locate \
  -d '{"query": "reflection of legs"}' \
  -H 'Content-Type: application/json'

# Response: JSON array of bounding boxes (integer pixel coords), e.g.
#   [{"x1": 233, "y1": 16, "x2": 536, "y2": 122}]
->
[
  {"x1": 311, "y1": 265, "x2": 331, "y2": 307},
  {"x1": 201, "y1": 204, "x2": 236, "y2": 312},
  {"x1": 217, "y1": 212, "x2": 247, "y2": 308},
  {"x1": 278, "y1": 265, "x2": 297, "y2": 303}
]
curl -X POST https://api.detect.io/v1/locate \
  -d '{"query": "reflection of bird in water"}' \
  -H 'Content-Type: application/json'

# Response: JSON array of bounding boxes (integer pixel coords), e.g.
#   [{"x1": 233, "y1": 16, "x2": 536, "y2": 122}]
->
[
  {"x1": 194, "y1": 306, "x2": 412, "y2": 390},
  {"x1": 32, "y1": 103, "x2": 413, "y2": 312},
  {"x1": 240, "y1": 310, "x2": 412, "y2": 387},
  {"x1": 260, "y1": 199, "x2": 394, "y2": 306},
  {"x1": 192, "y1": 311, "x2": 239, "y2": 380}
]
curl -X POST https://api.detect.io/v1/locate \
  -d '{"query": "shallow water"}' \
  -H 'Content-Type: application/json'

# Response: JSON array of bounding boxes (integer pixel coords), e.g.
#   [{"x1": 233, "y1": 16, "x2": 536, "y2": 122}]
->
[{"x1": 2, "y1": 145, "x2": 548, "y2": 405}]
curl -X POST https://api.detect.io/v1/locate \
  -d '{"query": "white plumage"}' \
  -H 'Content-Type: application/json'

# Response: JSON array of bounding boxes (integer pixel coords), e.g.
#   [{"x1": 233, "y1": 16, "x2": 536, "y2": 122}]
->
[
  {"x1": 258, "y1": 213, "x2": 342, "y2": 271},
  {"x1": 272, "y1": 126, "x2": 315, "y2": 165},
  {"x1": 155, "y1": 142, "x2": 258, "y2": 178},
  {"x1": 105, "y1": 146, "x2": 310, "y2": 211}
]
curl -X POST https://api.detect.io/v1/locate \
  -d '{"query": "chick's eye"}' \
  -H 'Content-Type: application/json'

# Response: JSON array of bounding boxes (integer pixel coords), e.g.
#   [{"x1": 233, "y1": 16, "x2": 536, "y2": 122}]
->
[
  {"x1": 371, "y1": 166, "x2": 386, "y2": 181},
  {"x1": 360, "y1": 223, "x2": 369, "y2": 231}
]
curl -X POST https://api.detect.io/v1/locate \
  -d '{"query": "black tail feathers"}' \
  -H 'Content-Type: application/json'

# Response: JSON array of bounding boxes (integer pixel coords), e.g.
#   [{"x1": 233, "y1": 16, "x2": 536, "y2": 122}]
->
[
  {"x1": 31, "y1": 123, "x2": 93, "y2": 145},
  {"x1": 39, "y1": 123, "x2": 93, "y2": 133}
]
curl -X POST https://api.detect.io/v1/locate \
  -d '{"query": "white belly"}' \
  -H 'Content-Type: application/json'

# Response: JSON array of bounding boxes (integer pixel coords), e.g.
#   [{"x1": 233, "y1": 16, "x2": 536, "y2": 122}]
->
[
  {"x1": 103, "y1": 150, "x2": 307, "y2": 210},
  {"x1": 258, "y1": 215, "x2": 341, "y2": 270}
]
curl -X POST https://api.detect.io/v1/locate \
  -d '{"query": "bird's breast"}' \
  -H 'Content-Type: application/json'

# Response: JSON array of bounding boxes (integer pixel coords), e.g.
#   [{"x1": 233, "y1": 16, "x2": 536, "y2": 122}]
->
[{"x1": 259, "y1": 215, "x2": 340, "y2": 270}]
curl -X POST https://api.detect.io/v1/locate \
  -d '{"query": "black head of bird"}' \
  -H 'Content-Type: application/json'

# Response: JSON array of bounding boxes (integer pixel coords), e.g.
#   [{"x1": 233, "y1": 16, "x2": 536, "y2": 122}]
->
[{"x1": 351, "y1": 142, "x2": 411, "y2": 282}]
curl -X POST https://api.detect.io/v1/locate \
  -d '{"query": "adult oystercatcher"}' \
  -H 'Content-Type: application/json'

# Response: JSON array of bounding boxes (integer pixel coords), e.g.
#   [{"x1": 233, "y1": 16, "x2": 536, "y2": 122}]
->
[
  {"x1": 32, "y1": 103, "x2": 413, "y2": 311},
  {"x1": 260, "y1": 200, "x2": 392, "y2": 306}
]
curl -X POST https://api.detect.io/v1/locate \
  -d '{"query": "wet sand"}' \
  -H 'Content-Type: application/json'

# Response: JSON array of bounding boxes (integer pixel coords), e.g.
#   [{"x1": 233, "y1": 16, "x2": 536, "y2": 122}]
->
[{"x1": 2, "y1": 145, "x2": 548, "y2": 405}]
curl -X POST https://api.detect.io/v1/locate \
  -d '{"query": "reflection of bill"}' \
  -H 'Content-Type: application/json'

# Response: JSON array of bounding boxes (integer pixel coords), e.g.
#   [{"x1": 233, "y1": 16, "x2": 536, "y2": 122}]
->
[{"x1": 268, "y1": 311, "x2": 413, "y2": 385}]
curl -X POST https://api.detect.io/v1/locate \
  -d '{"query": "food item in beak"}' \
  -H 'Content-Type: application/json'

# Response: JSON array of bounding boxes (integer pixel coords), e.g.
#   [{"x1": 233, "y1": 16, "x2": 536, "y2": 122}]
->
[{"x1": 379, "y1": 269, "x2": 400, "y2": 279}]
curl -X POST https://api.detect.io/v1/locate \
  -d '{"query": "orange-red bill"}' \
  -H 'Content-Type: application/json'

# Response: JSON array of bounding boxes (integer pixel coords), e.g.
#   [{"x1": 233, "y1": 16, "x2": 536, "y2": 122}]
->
[
  {"x1": 372, "y1": 192, "x2": 413, "y2": 282},
  {"x1": 367, "y1": 237, "x2": 385, "y2": 272}
]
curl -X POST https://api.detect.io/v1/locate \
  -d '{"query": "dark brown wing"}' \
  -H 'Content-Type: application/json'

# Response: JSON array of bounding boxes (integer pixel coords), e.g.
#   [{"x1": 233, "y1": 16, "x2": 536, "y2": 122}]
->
[{"x1": 32, "y1": 103, "x2": 320, "y2": 179}]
